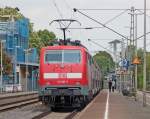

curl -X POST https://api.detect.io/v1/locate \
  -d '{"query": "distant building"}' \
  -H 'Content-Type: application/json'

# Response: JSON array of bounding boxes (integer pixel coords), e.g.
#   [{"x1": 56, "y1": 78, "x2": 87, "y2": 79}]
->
[{"x1": 0, "y1": 18, "x2": 39, "y2": 92}]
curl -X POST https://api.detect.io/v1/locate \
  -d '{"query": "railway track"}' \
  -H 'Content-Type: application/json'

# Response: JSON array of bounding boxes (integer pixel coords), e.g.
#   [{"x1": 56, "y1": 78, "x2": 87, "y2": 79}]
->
[
  {"x1": 32, "y1": 110, "x2": 51, "y2": 119},
  {"x1": 0, "y1": 98, "x2": 39, "y2": 112},
  {"x1": 32, "y1": 109, "x2": 78, "y2": 119},
  {"x1": 65, "y1": 109, "x2": 78, "y2": 119},
  {"x1": 0, "y1": 92, "x2": 39, "y2": 112},
  {"x1": 0, "y1": 92, "x2": 38, "y2": 105}
]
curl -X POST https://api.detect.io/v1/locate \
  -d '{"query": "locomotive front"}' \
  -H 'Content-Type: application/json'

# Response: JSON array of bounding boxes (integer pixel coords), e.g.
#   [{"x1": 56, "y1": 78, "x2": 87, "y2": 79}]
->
[{"x1": 38, "y1": 46, "x2": 89, "y2": 108}]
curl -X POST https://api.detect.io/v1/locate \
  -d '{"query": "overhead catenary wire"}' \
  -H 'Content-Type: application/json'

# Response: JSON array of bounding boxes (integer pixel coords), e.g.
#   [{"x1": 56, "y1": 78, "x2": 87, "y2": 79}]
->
[
  {"x1": 135, "y1": 31, "x2": 150, "y2": 41},
  {"x1": 104, "y1": 9, "x2": 128, "y2": 25},
  {"x1": 51, "y1": 0, "x2": 76, "y2": 35},
  {"x1": 64, "y1": 0, "x2": 72, "y2": 10},
  {"x1": 137, "y1": 9, "x2": 150, "y2": 18},
  {"x1": 74, "y1": 8, "x2": 129, "y2": 28},
  {"x1": 74, "y1": 8, "x2": 150, "y2": 36},
  {"x1": 52, "y1": 0, "x2": 64, "y2": 19},
  {"x1": 65, "y1": 26, "x2": 104, "y2": 29},
  {"x1": 63, "y1": 0, "x2": 78, "y2": 38},
  {"x1": 51, "y1": 0, "x2": 81, "y2": 38},
  {"x1": 73, "y1": 8, "x2": 129, "y2": 40},
  {"x1": 51, "y1": 0, "x2": 67, "y2": 27},
  {"x1": 78, "y1": 8, "x2": 150, "y2": 11},
  {"x1": 89, "y1": 38, "x2": 121, "y2": 40},
  {"x1": 75, "y1": 9, "x2": 129, "y2": 28},
  {"x1": 63, "y1": 0, "x2": 74, "y2": 19},
  {"x1": 78, "y1": 8, "x2": 130, "y2": 11},
  {"x1": 88, "y1": 39, "x2": 120, "y2": 57},
  {"x1": 60, "y1": 10, "x2": 128, "y2": 33}
]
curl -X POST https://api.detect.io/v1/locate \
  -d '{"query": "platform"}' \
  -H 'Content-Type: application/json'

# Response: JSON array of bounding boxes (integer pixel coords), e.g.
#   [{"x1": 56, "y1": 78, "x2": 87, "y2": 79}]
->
[
  {"x1": 77, "y1": 90, "x2": 150, "y2": 119},
  {"x1": 0, "y1": 91, "x2": 38, "y2": 99}
]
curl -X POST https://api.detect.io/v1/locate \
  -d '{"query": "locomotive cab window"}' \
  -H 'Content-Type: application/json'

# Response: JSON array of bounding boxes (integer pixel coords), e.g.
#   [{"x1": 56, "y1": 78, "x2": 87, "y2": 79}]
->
[
  {"x1": 45, "y1": 50, "x2": 62, "y2": 63},
  {"x1": 45, "y1": 50, "x2": 81, "y2": 63},
  {"x1": 64, "y1": 50, "x2": 81, "y2": 63}
]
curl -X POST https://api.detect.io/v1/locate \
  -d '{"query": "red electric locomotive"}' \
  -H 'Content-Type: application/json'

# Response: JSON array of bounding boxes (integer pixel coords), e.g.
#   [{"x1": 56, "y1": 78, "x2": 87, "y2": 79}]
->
[{"x1": 38, "y1": 41, "x2": 102, "y2": 108}]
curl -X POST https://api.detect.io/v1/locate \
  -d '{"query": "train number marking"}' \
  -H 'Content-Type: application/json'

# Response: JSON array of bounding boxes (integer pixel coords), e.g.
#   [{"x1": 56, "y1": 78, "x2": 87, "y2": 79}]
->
[{"x1": 59, "y1": 73, "x2": 67, "y2": 78}]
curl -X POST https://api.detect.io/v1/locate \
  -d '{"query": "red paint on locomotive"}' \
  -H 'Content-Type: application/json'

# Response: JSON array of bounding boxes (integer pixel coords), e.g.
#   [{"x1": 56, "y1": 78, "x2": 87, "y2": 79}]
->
[{"x1": 38, "y1": 44, "x2": 102, "y2": 108}]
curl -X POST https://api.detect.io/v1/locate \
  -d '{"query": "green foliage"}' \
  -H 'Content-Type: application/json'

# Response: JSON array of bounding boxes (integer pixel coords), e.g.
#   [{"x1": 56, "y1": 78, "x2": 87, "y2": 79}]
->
[
  {"x1": 0, "y1": 7, "x2": 24, "y2": 21},
  {"x1": 146, "y1": 53, "x2": 150, "y2": 90},
  {"x1": 37, "y1": 29, "x2": 56, "y2": 46},
  {"x1": 136, "y1": 48, "x2": 150, "y2": 90},
  {"x1": 93, "y1": 51, "x2": 115, "y2": 76},
  {"x1": 29, "y1": 31, "x2": 42, "y2": 53},
  {"x1": 137, "y1": 65, "x2": 143, "y2": 89},
  {"x1": 137, "y1": 48, "x2": 143, "y2": 61},
  {"x1": 29, "y1": 29, "x2": 56, "y2": 54},
  {"x1": 136, "y1": 49, "x2": 144, "y2": 90},
  {"x1": 0, "y1": 45, "x2": 12, "y2": 75}
]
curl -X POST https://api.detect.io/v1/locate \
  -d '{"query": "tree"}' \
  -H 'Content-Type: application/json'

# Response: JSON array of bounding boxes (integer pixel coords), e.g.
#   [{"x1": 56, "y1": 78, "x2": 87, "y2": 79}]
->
[
  {"x1": 0, "y1": 7, "x2": 24, "y2": 21},
  {"x1": 0, "y1": 45, "x2": 12, "y2": 75},
  {"x1": 29, "y1": 29, "x2": 56, "y2": 54},
  {"x1": 136, "y1": 48, "x2": 150, "y2": 90},
  {"x1": 37, "y1": 29, "x2": 56, "y2": 46},
  {"x1": 29, "y1": 31, "x2": 42, "y2": 53},
  {"x1": 94, "y1": 51, "x2": 115, "y2": 76}
]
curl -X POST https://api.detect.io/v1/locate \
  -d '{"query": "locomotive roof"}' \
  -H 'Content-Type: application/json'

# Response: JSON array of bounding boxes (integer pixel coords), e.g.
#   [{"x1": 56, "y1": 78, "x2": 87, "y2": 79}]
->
[{"x1": 42, "y1": 45, "x2": 88, "y2": 52}]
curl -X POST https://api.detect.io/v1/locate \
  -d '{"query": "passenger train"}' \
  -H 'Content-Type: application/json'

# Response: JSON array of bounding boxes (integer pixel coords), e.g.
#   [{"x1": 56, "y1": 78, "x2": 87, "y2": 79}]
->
[{"x1": 38, "y1": 40, "x2": 102, "y2": 108}]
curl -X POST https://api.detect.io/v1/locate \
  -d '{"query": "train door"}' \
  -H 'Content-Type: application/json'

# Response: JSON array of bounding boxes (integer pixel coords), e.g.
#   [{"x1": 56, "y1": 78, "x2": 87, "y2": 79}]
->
[{"x1": 87, "y1": 53, "x2": 92, "y2": 90}]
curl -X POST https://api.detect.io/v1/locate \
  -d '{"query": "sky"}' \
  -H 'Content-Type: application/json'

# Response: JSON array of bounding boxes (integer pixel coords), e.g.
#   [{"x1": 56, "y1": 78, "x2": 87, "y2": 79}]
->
[{"x1": 0, "y1": 0, "x2": 150, "y2": 57}]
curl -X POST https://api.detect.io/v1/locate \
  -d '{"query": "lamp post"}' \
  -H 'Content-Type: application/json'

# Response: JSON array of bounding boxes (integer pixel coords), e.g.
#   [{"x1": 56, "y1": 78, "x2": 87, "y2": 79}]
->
[
  {"x1": 0, "y1": 40, "x2": 5, "y2": 93},
  {"x1": 24, "y1": 49, "x2": 28, "y2": 92},
  {"x1": 143, "y1": 0, "x2": 147, "y2": 107},
  {"x1": 14, "y1": 46, "x2": 20, "y2": 84},
  {"x1": 134, "y1": 13, "x2": 143, "y2": 101},
  {"x1": 24, "y1": 48, "x2": 32, "y2": 91}
]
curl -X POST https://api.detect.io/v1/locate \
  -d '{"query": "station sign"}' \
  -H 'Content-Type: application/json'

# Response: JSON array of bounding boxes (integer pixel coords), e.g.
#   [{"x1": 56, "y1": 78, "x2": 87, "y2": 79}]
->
[{"x1": 119, "y1": 59, "x2": 129, "y2": 69}]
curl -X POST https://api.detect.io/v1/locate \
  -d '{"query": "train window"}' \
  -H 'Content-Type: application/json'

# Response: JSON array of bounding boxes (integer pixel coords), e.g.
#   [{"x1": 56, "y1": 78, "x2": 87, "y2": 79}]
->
[
  {"x1": 45, "y1": 50, "x2": 81, "y2": 63},
  {"x1": 87, "y1": 55, "x2": 92, "y2": 65},
  {"x1": 92, "y1": 58, "x2": 94, "y2": 64},
  {"x1": 63, "y1": 50, "x2": 81, "y2": 63},
  {"x1": 45, "y1": 50, "x2": 62, "y2": 63}
]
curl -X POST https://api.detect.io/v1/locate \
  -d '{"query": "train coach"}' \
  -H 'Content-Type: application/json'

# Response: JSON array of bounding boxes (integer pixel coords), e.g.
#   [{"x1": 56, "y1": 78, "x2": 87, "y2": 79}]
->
[{"x1": 38, "y1": 40, "x2": 102, "y2": 108}]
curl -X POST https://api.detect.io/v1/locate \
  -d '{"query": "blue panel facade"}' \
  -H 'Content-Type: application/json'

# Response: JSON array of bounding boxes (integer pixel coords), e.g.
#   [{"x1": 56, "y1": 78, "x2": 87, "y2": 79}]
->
[
  {"x1": 28, "y1": 48, "x2": 38, "y2": 63},
  {"x1": 0, "y1": 18, "x2": 38, "y2": 64},
  {"x1": 16, "y1": 19, "x2": 29, "y2": 38},
  {"x1": 6, "y1": 35, "x2": 13, "y2": 49},
  {"x1": 1, "y1": 18, "x2": 39, "y2": 91},
  {"x1": 17, "y1": 47, "x2": 25, "y2": 62}
]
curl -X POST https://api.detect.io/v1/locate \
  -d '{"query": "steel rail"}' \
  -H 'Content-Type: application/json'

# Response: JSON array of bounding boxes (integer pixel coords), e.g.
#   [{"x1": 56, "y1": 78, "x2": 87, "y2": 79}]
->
[
  {"x1": 65, "y1": 109, "x2": 78, "y2": 119},
  {"x1": 32, "y1": 110, "x2": 51, "y2": 119},
  {"x1": 0, "y1": 98, "x2": 39, "y2": 112}
]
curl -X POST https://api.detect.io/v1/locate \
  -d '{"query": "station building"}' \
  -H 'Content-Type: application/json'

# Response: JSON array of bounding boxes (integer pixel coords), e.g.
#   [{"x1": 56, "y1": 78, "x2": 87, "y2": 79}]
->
[{"x1": 0, "y1": 18, "x2": 39, "y2": 92}]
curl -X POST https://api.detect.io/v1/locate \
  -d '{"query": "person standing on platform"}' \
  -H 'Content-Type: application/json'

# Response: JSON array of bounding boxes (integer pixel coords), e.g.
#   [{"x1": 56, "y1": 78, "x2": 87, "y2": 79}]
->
[
  {"x1": 112, "y1": 80, "x2": 115, "y2": 92},
  {"x1": 108, "y1": 79, "x2": 112, "y2": 92}
]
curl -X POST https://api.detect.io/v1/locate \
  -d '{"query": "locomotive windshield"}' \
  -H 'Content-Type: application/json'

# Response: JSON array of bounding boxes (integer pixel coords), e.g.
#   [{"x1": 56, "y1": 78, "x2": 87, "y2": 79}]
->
[
  {"x1": 45, "y1": 50, "x2": 81, "y2": 63},
  {"x1": 45, "y1": 50, "x2": 62, "y2": 63}
]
